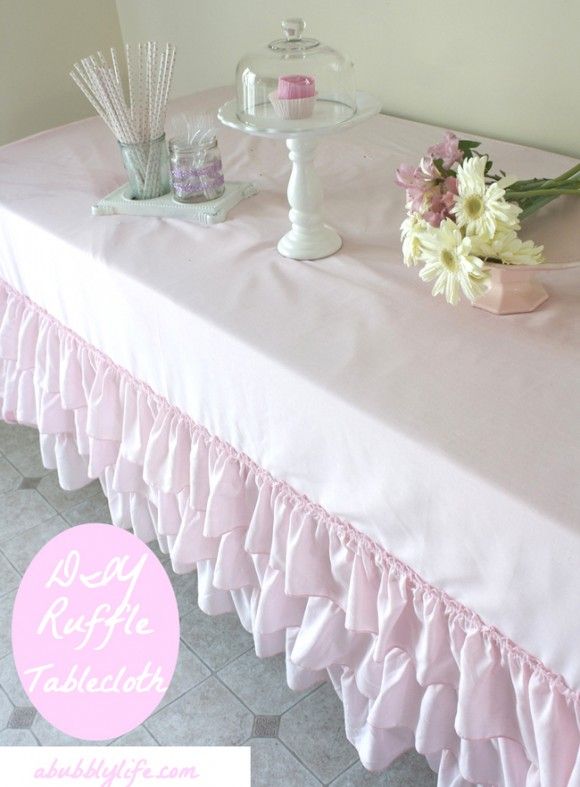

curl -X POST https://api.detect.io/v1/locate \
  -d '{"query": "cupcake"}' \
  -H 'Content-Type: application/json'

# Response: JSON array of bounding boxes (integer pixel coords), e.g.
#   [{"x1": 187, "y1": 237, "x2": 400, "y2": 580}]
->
[{"x1": 269, "y1": 75, "x2": 317, "y2": 119}]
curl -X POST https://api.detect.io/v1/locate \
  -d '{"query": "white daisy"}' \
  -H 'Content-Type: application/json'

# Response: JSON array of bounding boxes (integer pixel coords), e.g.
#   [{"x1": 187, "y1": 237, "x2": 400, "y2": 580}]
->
[
  {"x1": 472, "y1": 229, "x2": 544, "y2": 266},
  {"x1": 453, "y1": 156, "x2": 522, "y2": 236},
  {"x1": 400, "y1": 213, "x2": 426, "y2": 266},
  {"x1": 419, "y1": 219, "x2": 489, "y2": 304}
]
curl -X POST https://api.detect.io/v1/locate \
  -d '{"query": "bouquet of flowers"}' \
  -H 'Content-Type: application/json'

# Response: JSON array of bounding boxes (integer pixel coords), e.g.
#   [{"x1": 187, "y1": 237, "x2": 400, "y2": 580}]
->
[{"x1": 395, "y1": 133, "x2": 580, "y2": 304}]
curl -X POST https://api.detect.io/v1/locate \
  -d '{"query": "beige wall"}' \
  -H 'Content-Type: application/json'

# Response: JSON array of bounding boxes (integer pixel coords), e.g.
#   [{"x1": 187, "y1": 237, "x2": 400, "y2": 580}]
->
[
  {"x1": 0, "y1": 0, "x2": 123, "y2": 146},
  {"x1": 115, "y1": 0, "x2": 580, "y2": 158}
]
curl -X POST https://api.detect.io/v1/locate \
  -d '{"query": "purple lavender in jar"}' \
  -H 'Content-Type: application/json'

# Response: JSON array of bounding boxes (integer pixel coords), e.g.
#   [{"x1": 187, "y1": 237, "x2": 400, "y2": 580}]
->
[{"x1": 169, "y1": 136, "x2": 225, "y2": 203}]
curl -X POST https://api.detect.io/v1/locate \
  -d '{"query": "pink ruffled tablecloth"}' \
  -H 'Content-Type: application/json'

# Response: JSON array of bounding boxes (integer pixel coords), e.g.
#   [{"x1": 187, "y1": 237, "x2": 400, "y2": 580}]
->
[{"x1": 0, "y1": 87, "x2": 578, "y2": 786}]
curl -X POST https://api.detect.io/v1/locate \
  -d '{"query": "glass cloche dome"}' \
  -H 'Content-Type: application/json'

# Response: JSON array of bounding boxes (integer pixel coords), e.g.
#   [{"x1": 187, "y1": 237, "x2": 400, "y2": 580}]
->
[{"x1": 235, "y1": 18, "x2": 356, "y2": 132}]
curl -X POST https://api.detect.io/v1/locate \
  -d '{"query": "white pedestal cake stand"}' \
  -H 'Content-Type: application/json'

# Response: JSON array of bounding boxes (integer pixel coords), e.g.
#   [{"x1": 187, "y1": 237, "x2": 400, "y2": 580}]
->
[{"x1": 218, "y1": 92, "x2": 381, "y2": 260}]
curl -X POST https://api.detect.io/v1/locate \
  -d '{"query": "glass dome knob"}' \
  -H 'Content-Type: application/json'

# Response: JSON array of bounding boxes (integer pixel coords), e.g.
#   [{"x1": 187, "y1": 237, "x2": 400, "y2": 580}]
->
[{"x1": 281, "y1": 18, "x2": 305, "y2": 41}]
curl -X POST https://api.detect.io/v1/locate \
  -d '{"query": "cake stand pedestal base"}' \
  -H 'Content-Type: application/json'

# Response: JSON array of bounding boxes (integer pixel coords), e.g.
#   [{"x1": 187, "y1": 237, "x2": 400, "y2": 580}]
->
[
  {"x1": 277, "y1": 225, "x2": 342, "y2": 260},
  {"x1": 277, "y1": 137, "x2": 342, "y2": 261}
]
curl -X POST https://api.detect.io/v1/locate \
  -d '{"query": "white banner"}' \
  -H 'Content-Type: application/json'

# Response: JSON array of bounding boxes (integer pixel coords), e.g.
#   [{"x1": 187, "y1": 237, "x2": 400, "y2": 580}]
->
[{"x1": 0, "y1": 747, "x2": 251, "y2": 787}]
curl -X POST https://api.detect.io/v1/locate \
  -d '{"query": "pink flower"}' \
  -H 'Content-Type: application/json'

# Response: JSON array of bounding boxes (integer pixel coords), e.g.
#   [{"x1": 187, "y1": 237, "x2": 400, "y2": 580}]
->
[
  {"x1": 422, "y1": 178, "x2": 458, "y2": 227},
  {"x1": 394, "y1": 163, "x2": 423, "y2": 189},
  {"x1": 427, "y1": 132, "x2": 463, "y2": 169},
  {"x1": 395, "y1": 160, "x2": 459, "y2": 224},
  {"x1": 444, "y1": 176, "x2": 458, "y2": 195},
  {"x1": 395, "y1": 164, "x2": 433, "y2": 212},
  {"x1": 423, "y1": 195, "x2": 447, "y2": 227},
  {"x1": 441, "y1": 176, "x2": 458, "y2": 210},
  {"x1": 405, "y1": 187, "x2": 425, "y2": 212},
  {"x1": 423, "y1": 211, "x2": 443, "y2": 227},
  {"x1": 419, "y1": 156, "x2": 439, "y2": 179}
]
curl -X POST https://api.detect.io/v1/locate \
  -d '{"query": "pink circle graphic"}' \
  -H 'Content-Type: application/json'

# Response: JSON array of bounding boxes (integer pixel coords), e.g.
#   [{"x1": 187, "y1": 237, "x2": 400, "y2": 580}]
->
[{"x1": 12, "y1": 523, "x2": 180, "y2": 741}]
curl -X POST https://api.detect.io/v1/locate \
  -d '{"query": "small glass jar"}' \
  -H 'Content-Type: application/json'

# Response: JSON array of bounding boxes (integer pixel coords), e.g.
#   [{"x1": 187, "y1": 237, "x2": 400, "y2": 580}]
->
[
  {"x1": 118, "y1": 135, "x2": 170, "y2": 200},
  {"x1": 169, "y1": 137, "x2": 226, "y2": 203}
]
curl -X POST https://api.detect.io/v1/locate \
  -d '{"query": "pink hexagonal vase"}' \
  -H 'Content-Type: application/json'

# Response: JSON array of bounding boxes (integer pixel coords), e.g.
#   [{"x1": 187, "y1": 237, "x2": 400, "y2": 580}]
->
[{"x1": 472, "y1": 263, "x2": 548, "y2": 315}]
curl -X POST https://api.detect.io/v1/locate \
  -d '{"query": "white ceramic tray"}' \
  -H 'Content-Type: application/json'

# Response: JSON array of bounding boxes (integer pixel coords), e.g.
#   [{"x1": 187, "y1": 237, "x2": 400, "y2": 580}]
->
[{"x1": 92, "y1": 181, "x2": 258, "y2": 224}]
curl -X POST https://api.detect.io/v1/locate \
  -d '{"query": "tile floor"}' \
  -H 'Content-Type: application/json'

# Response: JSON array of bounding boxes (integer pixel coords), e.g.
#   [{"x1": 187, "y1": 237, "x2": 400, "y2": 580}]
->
[{"x1": 0, "y1": 420, "x2": 437, "y2": 786}]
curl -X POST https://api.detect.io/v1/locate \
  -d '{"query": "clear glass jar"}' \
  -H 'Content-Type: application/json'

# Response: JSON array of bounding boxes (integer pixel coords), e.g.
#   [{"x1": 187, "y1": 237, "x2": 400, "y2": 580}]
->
[
  {"x1": 169, "y1": 137, "x2": 226, "y2": 203},
  {"x1": 235, "y1": 18, "x2": 356, "y2": 132},
  {"x1": 118, "y1": 135, "x2": 170, "y2": 200}
]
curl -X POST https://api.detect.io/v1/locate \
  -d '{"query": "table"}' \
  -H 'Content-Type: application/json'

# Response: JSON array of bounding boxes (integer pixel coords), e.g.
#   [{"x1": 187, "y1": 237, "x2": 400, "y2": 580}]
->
[{"x1": 0, "y1": 86, "x2": 578, "y2": 786}]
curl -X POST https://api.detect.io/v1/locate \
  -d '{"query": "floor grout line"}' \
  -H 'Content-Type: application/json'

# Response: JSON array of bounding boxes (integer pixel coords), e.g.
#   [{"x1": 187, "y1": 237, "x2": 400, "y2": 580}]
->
[
  {"x1": 212, "y1": 672, "x2": 258, "y2": 718},
  {"x1": 145, "y1": 673, "x2": 214, "y2": 721},
  {"x1": 219, "y1": 643, "x2": 255, "y2": 667},
  {"x1": 34, "y1": 485, "x2": 102, "y2": 518},
  {"x1": 177, "y1": 635, "x2": 217, "y2": 675},
  {"x1": 275, "y1": 678, "x2": 327, "y2": 721},
  {"x1": 178, "y1": 615, "x2": 255, "y2": 675},
  {"x1": 30, "y1": 731, "x2": 42, "y2": 745},
  {"x1": 0, "y1": 585, "x2": 20, "y2": 603},
  {"x1": 0, "y1": 447, "x2": 51, "y2": 484},
  {"x1": 326, "y1": 760, "x2": 363, "y2": 786},
  {"x1": 0, "y1": 510, "x2": 62, "y2": 551},
  {"x1": 145, "y1": 726, "x2": 162, "y2": 746},
  {"x1": 275, "y1": 734, "x2": 326, "y2": 785},
  {"x1": 0, "y1": 451, "x2": 26, "y2": 478},
  {"x1": 150, "y1": 636, "x2": 213, "y2": 708},
  {"x1": 0, "y1": 548, "x2": 23, "y2": 579},
  {"x1": 0, "y1": 683, "x2": 14, "y2": 710}
]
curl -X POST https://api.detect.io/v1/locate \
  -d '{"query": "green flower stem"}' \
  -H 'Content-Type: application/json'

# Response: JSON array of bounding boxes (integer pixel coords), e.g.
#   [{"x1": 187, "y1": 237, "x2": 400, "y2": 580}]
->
[
  {"x1": 482, "y1": 152, "x2": 580, "y2": 220},
  {"x1": 507, "y1": 187, "x2": 580, "y2": 198},
  {"x1": 506, "y1": 170, "x2": 580, "y2": 219},
  {"x1": 508, "y1": 179, "x2": 559, "y2": 191},
  {"x1": 511, "y1": 178, "x2": 580, "y2": 193},
  {"x1": 507, "y1": 170, "x2": 580, "y2": 193},
  {"x1": 518, "y1": 195, "x2": 559, "y2": 220},
  {"x1": 551, "y1": 162, "x2": 580, "y2": 182}
]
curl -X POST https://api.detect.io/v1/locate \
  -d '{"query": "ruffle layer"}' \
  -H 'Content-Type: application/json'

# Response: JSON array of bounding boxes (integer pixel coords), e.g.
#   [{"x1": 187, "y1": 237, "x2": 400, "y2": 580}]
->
[{"x1": 0, "y1": 280, "x2": 578, "y2": 787}]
